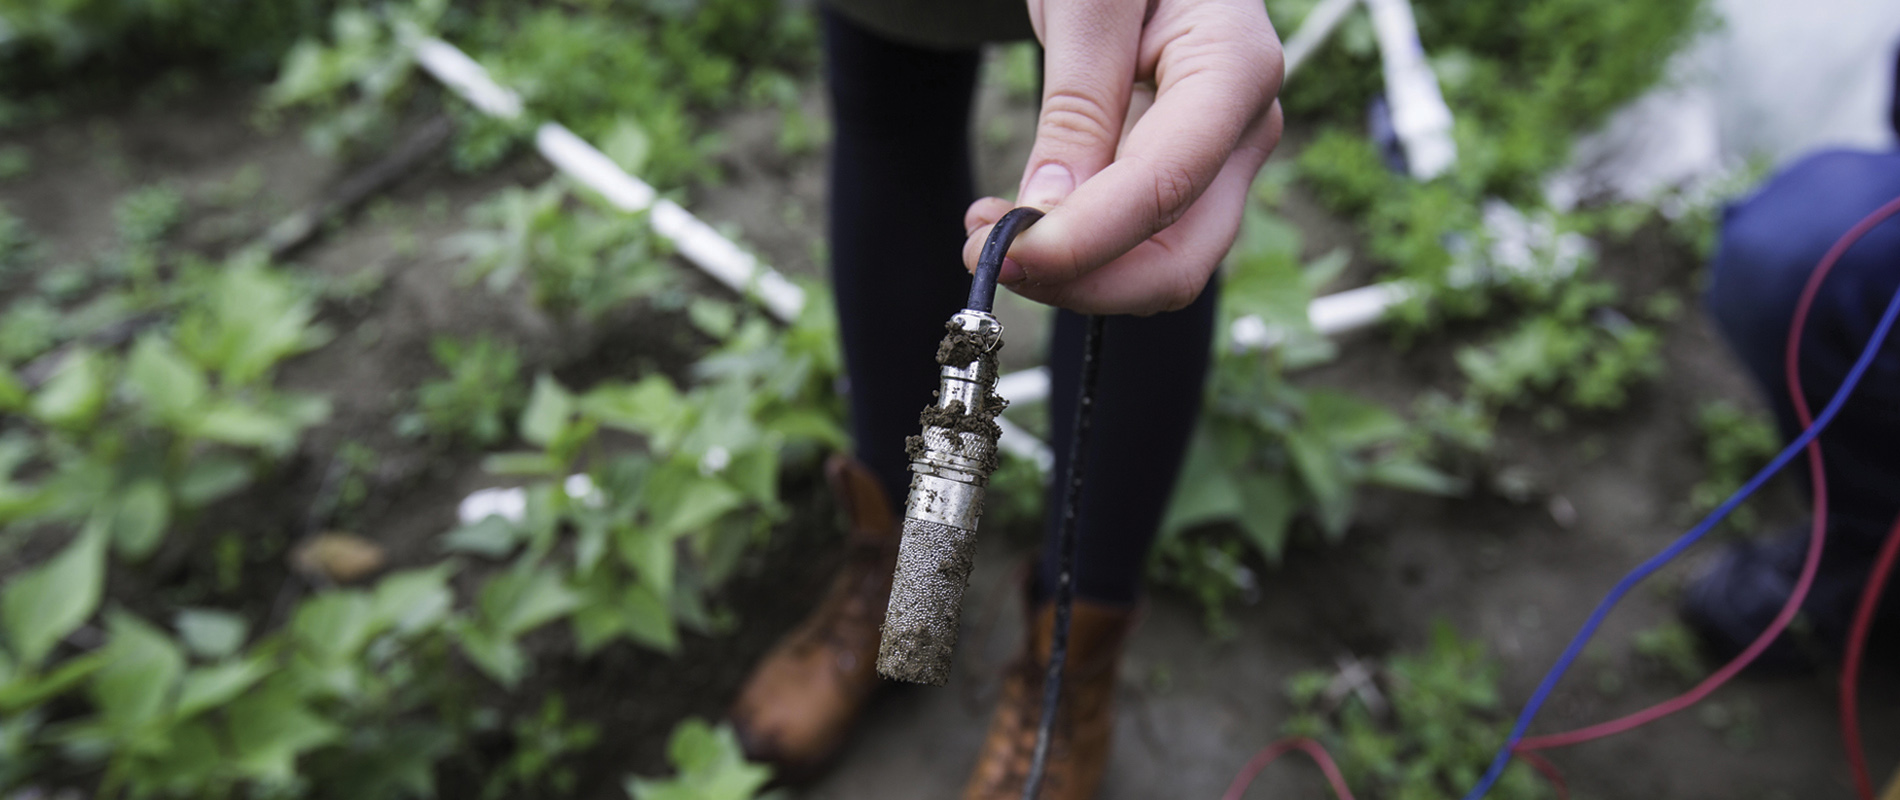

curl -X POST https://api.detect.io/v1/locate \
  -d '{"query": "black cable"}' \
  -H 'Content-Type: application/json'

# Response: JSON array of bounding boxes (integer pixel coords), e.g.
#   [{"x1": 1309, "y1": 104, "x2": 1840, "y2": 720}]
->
[
  {"x1": 1023, "y1": 312, "x2": 1103, "y2": 800},
  {"x1": 969, "y1": 207, "x2": 1045, "y2": 312}
]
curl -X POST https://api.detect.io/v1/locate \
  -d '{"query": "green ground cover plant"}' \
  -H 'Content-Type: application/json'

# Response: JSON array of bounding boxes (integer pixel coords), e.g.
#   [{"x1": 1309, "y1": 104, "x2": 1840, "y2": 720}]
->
[
  {"x1": 1282, "y1": 623, "x2": 1554, "y2": 799},
  {"x1": 398, "y1": 334, "x2": 526, "y2": 448}
]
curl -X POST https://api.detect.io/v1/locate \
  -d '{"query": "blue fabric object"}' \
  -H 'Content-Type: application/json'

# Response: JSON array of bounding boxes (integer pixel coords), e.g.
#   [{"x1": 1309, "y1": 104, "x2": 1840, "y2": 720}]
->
[{"x1": 1688, "y1": 148, "x2": 1900, "y2": 662}]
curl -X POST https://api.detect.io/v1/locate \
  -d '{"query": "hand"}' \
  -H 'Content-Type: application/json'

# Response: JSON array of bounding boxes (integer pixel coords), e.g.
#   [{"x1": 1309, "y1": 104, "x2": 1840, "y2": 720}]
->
[{"x1": 961, "y1": 0, "x2": 1284, "y2": 315}]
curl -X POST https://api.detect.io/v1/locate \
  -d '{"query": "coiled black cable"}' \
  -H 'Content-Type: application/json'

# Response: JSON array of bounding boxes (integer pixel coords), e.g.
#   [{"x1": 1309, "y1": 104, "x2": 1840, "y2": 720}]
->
[{"x1": 966, "y1": 207, "x2": 1098, "y2": 800}]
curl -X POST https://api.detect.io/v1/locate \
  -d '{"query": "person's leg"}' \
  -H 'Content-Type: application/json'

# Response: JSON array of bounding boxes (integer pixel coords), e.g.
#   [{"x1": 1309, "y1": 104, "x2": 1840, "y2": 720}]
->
[
  {"x1": 824, "y1": 7, "x2": 982, "y2": 502},
  {"x1": 1687, "y1": 150, "x2": 1900, "y2": 666},
  {"x1": 1037, "y1": 284, "x2": 1220, "y2": 606},
  {"x1": 729, "y1": 9, "x2": 981, "y2": 777},
  {"x1": 965, "y1": 280, "x2": 1218, "y2": 800}
]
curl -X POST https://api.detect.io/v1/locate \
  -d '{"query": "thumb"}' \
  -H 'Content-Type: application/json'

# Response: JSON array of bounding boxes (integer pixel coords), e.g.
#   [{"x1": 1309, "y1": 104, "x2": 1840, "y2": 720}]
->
[{"x1": 1017, "y1": 0, "x2": 1146, "y2": 210}]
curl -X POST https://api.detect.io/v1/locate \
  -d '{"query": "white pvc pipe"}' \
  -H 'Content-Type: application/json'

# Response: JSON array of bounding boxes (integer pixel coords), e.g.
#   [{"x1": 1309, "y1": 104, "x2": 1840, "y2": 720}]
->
[
  {"x1": 1281, "y1": 0, "x2": 1360, "y2": 79},
  {"x1": 415, "y1": 38, "x2": 805, "y2": 323}
]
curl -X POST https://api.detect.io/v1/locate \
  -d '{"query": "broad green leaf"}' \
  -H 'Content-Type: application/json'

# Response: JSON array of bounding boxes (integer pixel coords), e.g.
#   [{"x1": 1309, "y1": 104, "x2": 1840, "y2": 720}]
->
[
  {"x1": 192, "y1": 401, "x2": 299, "y2": 451},
  {"x1": 602, "y1": 116, "x2": 654, "y2": 175},
  {"x1": 371, "y1": 565, "x2": 456, "y2": 635},
  {"x1": 125, "y1": 336, "x2": 207, "y2": 424},
  {"x1": 723, "y1": 446, "x2": 779, "y2": 507},
  {"x1": 443, "y1": 516, "x2": 522, "y2": 557},
  {"x1": 90, "y1": 612, "x2": 185, "y2": 734},
  {"x1": 764, "y1": 408, "x2": 848, "y2": 449},
  {"x1": 176, "y1": 453, "x2": 253, "y2": 507},
  {"x1": 1365, "y1": 456, "x2": 1464, "y2": 496},
  {"x1": 1235, "y1": 471, "x2": 1298, "y2": 562},
  {"x1": 138, "y1": 718, "x2": 224, "y2": 794},
  {"x1": 174, "y1": 609, "x2": 247, "y2": 660},
  {"x1": 1161, "y1": 431, "x2": 1245, "y2": 536},
  {"x1": 520, "y1": 374, "x2": 576, "y2": 447},
  {"x1": 480, "y1": 565, "x2": 580, "y2": 638},
  {"x1": 175, "y1": 657, "x2": 271, "y2": 719},
  {"x1": 2, "y1": 523, "x2": 106, "y2": 668},
  {"x1": 626, "y1": 719, "x2": 771, "y2": 800},
  {"x1": 29, "y1": 348, "x2": 107, "y2": 429},
  {"x1": 571, "y1": 605, "x2": 626, "y2": 656},
  {"x1": 1304, "y1": 389, "x2": 1408, "y2": 450},
  {"x1": 570, "y1": 575, "x2": 627, "y2": 655},
  {"x1": 647, "y1": 468, "x2": 744, "y2": 539},
  {"x1": 617, "y1": 526, "x2": 677, "y2": 600},
  {"x1": 292, "y1": 591, "x2": 378, "y2": 662},
  {"x1": 0, "y1": 648, "x2": 108, "y2": 712},
  {"x1": 1285, "y1": 429, "x2": 1353, "y2": 540},
  {"x1": 225, "y1": 682, "x2": 341, "y2": 784},
  {"x1": 174, "y1": 258, "x2": 331, "y2": 387},
  {"x1": 109, "y1": 479, "x2": 171, "y2": 561},
  {"x1": 580, "y1": 375, "x2": 685, "y2": 437},
  {"x1": 455, "y1": 623, "x2": 525, "y2": 687},
  {"x1": 685, "y1": 297, "x2": 735, "y2": 339},
  {"x1": 623, "y1": 582, "x2": 678, "y2": 654}
]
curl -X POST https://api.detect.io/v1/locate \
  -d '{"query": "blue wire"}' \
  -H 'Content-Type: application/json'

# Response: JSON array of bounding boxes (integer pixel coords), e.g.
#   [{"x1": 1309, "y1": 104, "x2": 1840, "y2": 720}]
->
[{"x1": 1460, "y1": 276, "x2": 1900, "y2": 800}]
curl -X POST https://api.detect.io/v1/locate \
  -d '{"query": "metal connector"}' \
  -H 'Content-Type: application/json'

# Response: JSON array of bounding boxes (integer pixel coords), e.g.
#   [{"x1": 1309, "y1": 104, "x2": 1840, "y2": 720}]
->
[{"x1": 877, "y1": 310, "x2": 1006, "y2": 686}]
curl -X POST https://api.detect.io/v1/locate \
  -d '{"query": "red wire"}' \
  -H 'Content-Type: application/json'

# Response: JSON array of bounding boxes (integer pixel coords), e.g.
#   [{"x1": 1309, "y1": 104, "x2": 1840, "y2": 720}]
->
[
  {"x1": 1222, "y1": 737, "x2": 1570, "y2": 800},
  {"x1": 1517, "y1": 194, "x2": 1900, "y2": 756},
  {"x1": 1842, "y1": 514, "x2": 1900, "y2": 800},
  {"x1": 1222, "y1": 737, "x2": 1356, "y2": 800},
  {"x1": 1227, "y1": 196, "x2": 1900, "y2": 799},
  {"x1": 1513, "y1": 750, "x2": 1571, "y2": 800}
]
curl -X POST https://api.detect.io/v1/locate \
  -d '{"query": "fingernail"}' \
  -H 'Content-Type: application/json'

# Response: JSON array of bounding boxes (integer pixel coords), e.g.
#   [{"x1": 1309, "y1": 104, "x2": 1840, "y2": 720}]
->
[
  {"x1": 1020, "y1": 163, "x2": 1074, "y2": 208},
  {"x1": 999, "y1": 257, "x2": 1027, "y2": 284}
]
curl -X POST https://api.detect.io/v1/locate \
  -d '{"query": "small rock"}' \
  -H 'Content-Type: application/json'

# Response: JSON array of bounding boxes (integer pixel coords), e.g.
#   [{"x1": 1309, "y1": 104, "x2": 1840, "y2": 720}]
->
[{"x1": 292, "y1": 532, "x2": 386, "y2": 583}]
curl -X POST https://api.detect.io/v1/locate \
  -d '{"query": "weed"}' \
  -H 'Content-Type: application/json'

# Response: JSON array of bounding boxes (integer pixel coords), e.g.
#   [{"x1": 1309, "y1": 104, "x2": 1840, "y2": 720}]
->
[
  {"x1": 1282, "y1": 622, "x2": 1554, "y2": 798},
  {"x1": 1633, "y1": 620, "x2": 1707, "y2": 683},
  {"x1": 1149, "y1": 201, "x2": 1457, "y2": 629},
  {"x1": 1688, "y1": 400, "x2": 1779, "y2": 534},
  {"x1": 625, "y1": 718, "x2": 777, "y2": 800},
  {"x1": 399, "y1": 334, "x2": 527, "y2": 448},
  {"x1": 452, "y1": 181, "x2": 675, "y2": 320}
]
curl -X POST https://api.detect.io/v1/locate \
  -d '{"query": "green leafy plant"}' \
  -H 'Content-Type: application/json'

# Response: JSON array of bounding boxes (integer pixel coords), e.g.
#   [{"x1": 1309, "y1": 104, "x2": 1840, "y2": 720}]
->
[
  {"x1": 263, "y1": 0, "x2": 445, "y2": 157},
  {"x1": 2, "y1": 257, "x2": 331, "y2": 562},
  {"x1": 265, "y1": 0, "x2": 817, "y2": 180},
  {"x1": 1148, "y1": 202, "x2": 1458, "y2": 630},
  {"x1": 625, "y1": 718, "x2": 776, "y2": 800},
  {"x1": 399, "y1": 334, "x2": 527, "y2": 447},
  {"x1": 1281, "y1": 0, "x2": 1706, "y2": 431},
  {"x1": 1688, "y1": 400, "x2": 1779, "y2": 534},
  {"x1": 452, "y1": 181, "x2": 674, "y2": 321},
  {"x1": 445, "y1": 291, "x2": 845, "y2": 665},
  {"x1": 1281, "y1": 623, "x2": 1554, "y2": 798}
]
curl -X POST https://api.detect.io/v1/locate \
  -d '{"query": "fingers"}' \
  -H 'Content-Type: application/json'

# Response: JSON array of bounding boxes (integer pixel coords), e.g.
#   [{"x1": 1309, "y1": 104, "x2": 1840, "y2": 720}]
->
[
  {"x1": 1016, "y1": 0, "x2": 1147, "y2": 209},
  {"x1": 1007, "y1": 100, "x2": 1284, "y2": 315},
  {"x1": 1007, "y1": 0, "x2": 1284, "y2": 287}
]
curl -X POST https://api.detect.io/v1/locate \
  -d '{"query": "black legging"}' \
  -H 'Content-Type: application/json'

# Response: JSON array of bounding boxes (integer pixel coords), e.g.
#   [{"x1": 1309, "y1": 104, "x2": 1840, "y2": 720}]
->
[{"x1": 824, "y1": 8, "x2": 1215, "y2": 606}]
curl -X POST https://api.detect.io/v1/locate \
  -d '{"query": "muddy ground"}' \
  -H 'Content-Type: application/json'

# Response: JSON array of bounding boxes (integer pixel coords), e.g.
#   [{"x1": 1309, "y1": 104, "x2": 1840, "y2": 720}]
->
[{"x1": 2, "y1": 59, "x2": 1895, "y2": 800}]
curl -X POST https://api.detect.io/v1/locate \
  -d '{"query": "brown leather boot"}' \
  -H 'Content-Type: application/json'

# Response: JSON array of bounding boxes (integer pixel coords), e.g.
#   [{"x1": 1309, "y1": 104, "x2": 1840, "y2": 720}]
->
[
  {"x1": 729, "y1": 454, "x2": 900, "y2": 781},
  {"x1": 963, "y1": 597, "x2": 1137, "y2": 800}
]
